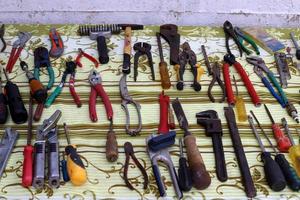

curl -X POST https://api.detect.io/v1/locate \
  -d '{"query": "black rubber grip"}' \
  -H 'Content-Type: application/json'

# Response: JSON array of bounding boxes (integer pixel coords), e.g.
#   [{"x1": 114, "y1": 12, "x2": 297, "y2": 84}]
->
[
  {"x1": 96, "y1": 36, "x2": 109, "y2": 64},
  {"x1": 152, "y1": 165, "x2": 165, "y2": 197},
  {"x1": 178, "y1": 157, "x2": 192, "y2": 191},
  {"x1": 65, "y1": 145, "x2": 85, "y2": 169},
  {"x1": 261, "y1": 152, "x2": 286, "y2": 191},
  {"x1": 123, "y1": 53, "x2": 131, "y2": 74},
  {"x1": 0, "y1": 94, "x2": 8, "y2": 124},
  {"x1": 275, "y1": 154, "x2": 300, "y2": 191}
]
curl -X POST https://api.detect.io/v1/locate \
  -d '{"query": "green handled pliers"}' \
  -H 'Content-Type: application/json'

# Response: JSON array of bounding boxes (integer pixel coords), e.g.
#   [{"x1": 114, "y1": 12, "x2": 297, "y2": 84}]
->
[
  {"x1": 234, "y1": 27, "x2": 260, "y2": 55},
  {"x1": 33, "y1": 47, "x2": 55, "y2": 90}
]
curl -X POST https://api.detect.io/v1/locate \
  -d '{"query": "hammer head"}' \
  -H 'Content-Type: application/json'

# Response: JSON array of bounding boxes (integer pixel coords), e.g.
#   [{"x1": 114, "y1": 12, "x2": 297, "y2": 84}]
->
[
  {"x1": 118, "y1": 24, "x2": 144, "y2": 30},
  {"x1": 196, "y1": 110, "x2": 222, "y2": 136},
  {"x1": 89, "y1": 31, "x2": 111, "y2": 40}
]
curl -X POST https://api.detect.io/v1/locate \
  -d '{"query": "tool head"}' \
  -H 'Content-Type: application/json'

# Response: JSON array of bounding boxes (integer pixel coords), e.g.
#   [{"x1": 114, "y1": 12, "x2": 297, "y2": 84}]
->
[
  {"x1": 246, "y1": 56, "x2": 267, "y2": 70},
  {"x1": 124, "y1": 142, "x2": 134, "y2": 156},
  {"x1": 223, "y1": 54, "x2": 236, "y2": 65},
  {"x1": 15, "y1": 32, "x2": 31, "y2": 48},
  {"x1": 118, "y1": 24, "x2": 144, "y2": 30},
  {"x1": 233, "y1": 26, "x2": 245, "y2": 38},
  {"x1": 19, "y1": 60, "x2": 29, "y2": 71},
  {"x1": 65, "y1": 61, "x2": 77, "y2": 75},
  {"x1": 196, "y1": 110, "x2": 222, "y2": 136},
  {"x1": 0, "y1": 24, "x2": 4, "y2": 37},
  {"x1": 89, "y1": 31, "x2": 111, "y2": 40},
  {"x1": 171, "y1": 98, "x2": 190, "y2": 136},
  {"x1": 88, "y1": 69, "x2": 102, "y2": 86},
  {"x1": 38, "y1": 110, "x2": 61, "y2": 137},
  {"x1": 78, "y1": 24, "x2": 121, "y2": 36},
  {"x1": 263, "y1": 104, "x2": 275, "y2": 124},
  {"x1": 133, "y1": 42, "x2": 151, "y2": 52}
]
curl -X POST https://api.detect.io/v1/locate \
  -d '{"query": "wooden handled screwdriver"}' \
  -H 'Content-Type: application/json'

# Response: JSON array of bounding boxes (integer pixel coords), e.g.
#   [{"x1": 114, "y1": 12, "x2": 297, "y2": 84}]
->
[
  {"x1": 106, "y1": 119, "x2": 118, "y2": 162},
  {"x1": 172, "y1": 98, "x2": 211, "y2": 190}
]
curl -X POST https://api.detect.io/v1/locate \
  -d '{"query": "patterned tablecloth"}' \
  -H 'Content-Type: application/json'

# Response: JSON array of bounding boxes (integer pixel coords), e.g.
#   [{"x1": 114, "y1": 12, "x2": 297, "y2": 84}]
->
[{"x1": 0, "y1": 24, "x2": 300, "y2": 200}]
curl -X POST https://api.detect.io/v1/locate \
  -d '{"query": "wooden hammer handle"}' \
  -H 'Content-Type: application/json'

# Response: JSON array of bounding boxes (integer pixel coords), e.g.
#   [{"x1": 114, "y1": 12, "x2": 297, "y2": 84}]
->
[
  {"x1": 184, "y1": 135, "x2": 211, "y2": 190},
  {"x1": 106, "y1": 130, "x2": 118, "y2": 162}
]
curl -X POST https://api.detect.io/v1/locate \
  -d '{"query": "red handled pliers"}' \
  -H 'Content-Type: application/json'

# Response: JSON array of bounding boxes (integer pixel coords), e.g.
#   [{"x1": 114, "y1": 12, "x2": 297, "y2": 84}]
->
[
  {"x1": 223, "y1": 54, "x2": 260, "y2": 106},
  {"x1": 88, "y1": 69, "x2": 113, "y2": 122},
  {"x1": 75, "y1": 48, "x2": 99, "y2": 68},
  {"x1": 6, "y1": 32, "x2": 31, "y2": 73}
]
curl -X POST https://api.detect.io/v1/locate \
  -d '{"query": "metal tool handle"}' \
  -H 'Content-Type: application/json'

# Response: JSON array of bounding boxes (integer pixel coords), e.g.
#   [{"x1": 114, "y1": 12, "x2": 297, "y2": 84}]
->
[
  {"x1": 97, "y1": 36, "x2": 109, "y2": 64},
  {"x1": 121, "y1": 100, "x2": 142, "y2": 136},
  {"x1": 212, "y1": 134, "x2": 227, "y2": 182},
  {"x1": 168, "y1": 165, "x2": 183, "y2": 199},
  {"x1": 48, "y1": 131, "x2": 60, "y2": 188},
  {"x1": 152, "y1": 164, "x2": 165, "y2": 197},
  {"x1": 224, "y1": 107, "x2": 256, "y2": 198},
  {"x1": 33, "y1": 141, "x2": 45, "y2": 189}
]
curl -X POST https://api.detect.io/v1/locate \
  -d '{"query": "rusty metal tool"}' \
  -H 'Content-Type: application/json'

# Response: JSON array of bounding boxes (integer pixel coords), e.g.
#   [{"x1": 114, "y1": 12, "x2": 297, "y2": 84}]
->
[
  {"x1": 133, "y1": 42, "x2": 154, "y2": 81},
  {"x1": 201, "y1": 45, "x2": 212, "y2": 75},
  {"x1": 207, "y1": 62, "x2": 226, "y2": 103},
  {"x1": 274, "y1": 52, "x2": 291, "y2": 89}
]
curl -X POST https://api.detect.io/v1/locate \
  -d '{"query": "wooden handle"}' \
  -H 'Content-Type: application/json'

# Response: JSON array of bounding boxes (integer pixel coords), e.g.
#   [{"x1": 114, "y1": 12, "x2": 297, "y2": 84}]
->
[
  {"x1": 159, "y1": 61, "x2": 171, "y2": 89},
  {"x1": 106, "y1": 130, "x2": 118, "y2": 162},
  {"x1": 124, "y1": 27, "x2": 132, "y2": 55},
  {"x1": 184, "y1": 135, "x2": 211, "y2": 190}
]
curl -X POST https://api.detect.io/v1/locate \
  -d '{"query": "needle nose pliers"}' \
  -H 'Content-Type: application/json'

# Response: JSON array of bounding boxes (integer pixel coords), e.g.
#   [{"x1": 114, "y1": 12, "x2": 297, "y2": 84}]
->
[
  {"x1": 223, "y1": 21, "x2": 259, "y2": 57},
  {"x1": 246, "y1": 56, "x2": 288, "y2": 107},
  {"x1": 34, "y1": 47, "x2": 55, "y2": 90},
  {"x1": 88, "y1": 69, "x2": 113, "y2": 122},
  {"x1": 223, "y1": 54, "x2": 260, "y2": 106}
]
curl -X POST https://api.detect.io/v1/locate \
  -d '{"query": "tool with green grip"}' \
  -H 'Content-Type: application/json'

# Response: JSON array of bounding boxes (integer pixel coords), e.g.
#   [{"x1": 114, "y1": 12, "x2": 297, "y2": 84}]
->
[
  {"x1": 267, "y1": 72, "x2": 288, "y2": 105},
  {"x1": 45, "y1": 83, "x2": 63, "y2": 108},
  {"x1": 234, "y1": 27, "x2": 260, "y2": 55},
  {"x1": 33, "y1": 47, "x2": 55, "y2": 90}
]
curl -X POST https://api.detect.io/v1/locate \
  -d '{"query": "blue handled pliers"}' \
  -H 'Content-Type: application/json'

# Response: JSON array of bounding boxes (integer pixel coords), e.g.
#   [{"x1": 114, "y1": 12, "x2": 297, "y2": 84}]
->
[{"x1": 246, "y1": 56, "x2": 288, "y2": 107}]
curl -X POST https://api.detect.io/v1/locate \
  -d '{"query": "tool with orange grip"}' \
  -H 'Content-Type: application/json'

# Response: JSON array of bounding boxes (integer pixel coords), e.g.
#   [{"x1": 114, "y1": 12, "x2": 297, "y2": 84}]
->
[
  {"x1": 49, "y1": 28, "x2": 64, "y2": 58},
  {"x1": 223, "y1": 54, "x2": 260, "y2": 106},
  {"x1": 45, "y1": 61, "x2": 81, "y2": 108},
  {"x1": 264, "y1": 104, "x2": 292, "y2": 152},
  {"x1": 75, "y1": 48, "x2": 99, "y2": 68}
]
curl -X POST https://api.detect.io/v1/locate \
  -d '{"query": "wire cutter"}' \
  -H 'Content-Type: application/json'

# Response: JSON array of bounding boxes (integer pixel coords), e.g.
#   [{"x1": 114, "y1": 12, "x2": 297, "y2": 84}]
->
[
  {"x1": 75, "y1": 48, "x2": 99, "y2": 68},
  {"x1": 34, "y1": 47, "x2": 55, "y2": 90},
  {"x1": 45, "y1": 61, "x2": 81, "y2": 108},
  {"x1": 6, "y1": 32, "x2": 31, "y2": 73},
  {"x1": 120, "y1": 75, "x2": 142, "y2": 136},
  {"x1": 208, "y1": 62, "x2": 226, "y2": 103},
  {"x1": 0, "y1": 24, "x2": 6, "y2": 52},
  {"x1": 123, "y1": 142, "x2": 148, "y2": 190},
  {"x1": 133, "y1": 42, "x2": 155, "y2": 82},
  {"x1": 88, "y1": 69, "x2": 113, "y2": 122},
  {"x1": 223, "y1": 21, "x2": 259, "y2": 57},
  {"x1": 223, "y1": 54, "x2": 261, "y2": 106},
  {"x1": 246, "y1": 56, "x2": 288, "y2": 107}
]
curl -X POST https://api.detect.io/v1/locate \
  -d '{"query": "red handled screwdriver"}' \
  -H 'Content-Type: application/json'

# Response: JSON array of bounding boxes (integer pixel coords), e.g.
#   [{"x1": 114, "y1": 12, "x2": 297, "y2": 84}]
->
[
  {"x1": 264, "y1": 104, "x2": 292, "y2": 152},
  {"x1": 22, "y1": 96, "x2": 34, "y2": 187}
]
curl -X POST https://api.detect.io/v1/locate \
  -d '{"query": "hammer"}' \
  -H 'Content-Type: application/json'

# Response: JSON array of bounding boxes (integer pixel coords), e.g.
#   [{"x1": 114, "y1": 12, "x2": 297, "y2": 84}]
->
[{"x1": 118, "y1": 24, "x2": 144, "y2": 74}]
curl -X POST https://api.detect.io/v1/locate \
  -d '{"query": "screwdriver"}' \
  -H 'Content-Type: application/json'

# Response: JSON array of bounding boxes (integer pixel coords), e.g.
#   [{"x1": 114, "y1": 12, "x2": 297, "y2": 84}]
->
[
  {"x1": 178, "y1": 138, "x2": 192, "y2": 192},
  {"x1": 233, "y1": 75, "x2": 247, "y2": 122},
  {"x1": 156, "y1": 33, "x2": 171, "y2": 89},
  {"x1": 248, "y1": 114, "x2": 286, "y2": 191},
  {"x1": 63, "y1": 123, "x2": 87, "y2": 186},
  {"x1": 251, "y1": 112, "x2": 300, "y2": 191},
  {"x1": 282, "y1": 119, "x2": 300, "y2": 179},
  {"x1": 61, "y1": 152, "x2": 70, "y2": 182},
  {"x1": 0, "y1": 68, "x2": 8, "y2": 124},
  {"x1": 20, "y1": 60, "x2": 47, "y2": 103},
  {"x1": 264, "y1": 104, "x2": 291, "y2": 152},
  {"x1": 3, "y1": 69, "x2": 28, "y2": 124},
  {"x1": 21, "y1": 96, "x2": 34, "y2": 187}
]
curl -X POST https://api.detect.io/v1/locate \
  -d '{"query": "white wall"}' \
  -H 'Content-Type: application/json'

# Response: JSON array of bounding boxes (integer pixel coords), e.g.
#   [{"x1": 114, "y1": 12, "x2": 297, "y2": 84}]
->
[{"x1": 0, "y1": 0, "x2": 300, "y2": 27}]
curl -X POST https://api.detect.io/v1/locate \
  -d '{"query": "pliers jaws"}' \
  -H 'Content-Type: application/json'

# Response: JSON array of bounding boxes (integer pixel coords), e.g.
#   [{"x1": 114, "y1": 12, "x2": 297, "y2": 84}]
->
[{"x1": 88, "y1": 69, "x2": 102, "y2": 86}]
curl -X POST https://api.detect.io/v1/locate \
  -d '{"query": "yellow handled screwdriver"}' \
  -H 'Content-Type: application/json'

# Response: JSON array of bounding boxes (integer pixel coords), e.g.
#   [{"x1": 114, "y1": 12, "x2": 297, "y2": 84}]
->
[
  {"x1": 63, "y1": 123, "x2": 87, "y2": 186},
  {"x1": 285, "y1": 124, "x2": 300, "y2": 177},
  {"x1": 233, "y1": 75, "x2": 247, "y2": 122}
]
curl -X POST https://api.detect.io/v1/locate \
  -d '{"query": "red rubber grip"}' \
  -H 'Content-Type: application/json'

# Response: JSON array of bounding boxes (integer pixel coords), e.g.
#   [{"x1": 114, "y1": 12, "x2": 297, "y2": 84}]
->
[
  {"x1": 89, "y1": 85, "x2": 113, "y2": 122},
  {"x1": 8, "y1": 47, "x2": 23, "y2": 73},
  {"x1": 272, "y1": 124, "x2": 292, "y2": 152},
  {"x1": 6, "y1": 47, "x2": 17, "y2": 72},
  {"x1": 69, "y1": 76, "x2": 82, "y2": 107},
  {"x1": 234, "y1": 62, "x2": 260, "y2": 106},
  {"x1": 75, "y1": 55, "x2": 83, "y2": 68},
  {"x1": 223, "y1": 62, "x2": 235, "y2": 106},
  {"x1": 33, "y1": 103, "x2": 44, "y2": 121},
  {"x1": 158, "y1": 92, "x2": 169, "y2": 134},
  {"x1": 22, "y1": 145, "x2": 34, "y2": 187}
]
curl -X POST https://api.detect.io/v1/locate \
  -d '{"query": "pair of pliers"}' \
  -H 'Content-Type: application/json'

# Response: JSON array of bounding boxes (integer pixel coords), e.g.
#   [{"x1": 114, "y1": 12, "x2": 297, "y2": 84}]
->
[
  {"x1": 0, "y1": 24, "x2": 6, "y2": 52},
  {"x1": 75, "y1": 48, "x2": 99, "y2": 68},
  {"x1": 119, "y1": 75, "x2": 142, "y2": 136},
  {"x1": 133, "y1": 42, "x2": 155, "y2": 82},
  {"x1": 34, "y1": 47, "x2": 55, "y2": 90},
  {"x1": 6, "y1": 31, "x2": 31, "y2": 73},
  {"x1": 88, "y1": 69, "x2": 113, "y2": 122},
  {"x1": 207, "y1": 62, "x2": 226, "y2": 103},
  {"x1": 123, "y1": 142, "x2": 148, "y2": 190},
  {"x1": 223, "y1": 21, "x2": 259, "y2": 57},
  {"x1": 45, "y1": 61, "x2": 81, "y2": 108},
  {"x1": 246, "y1": 56, "x2": 288, "y2": 107}
]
